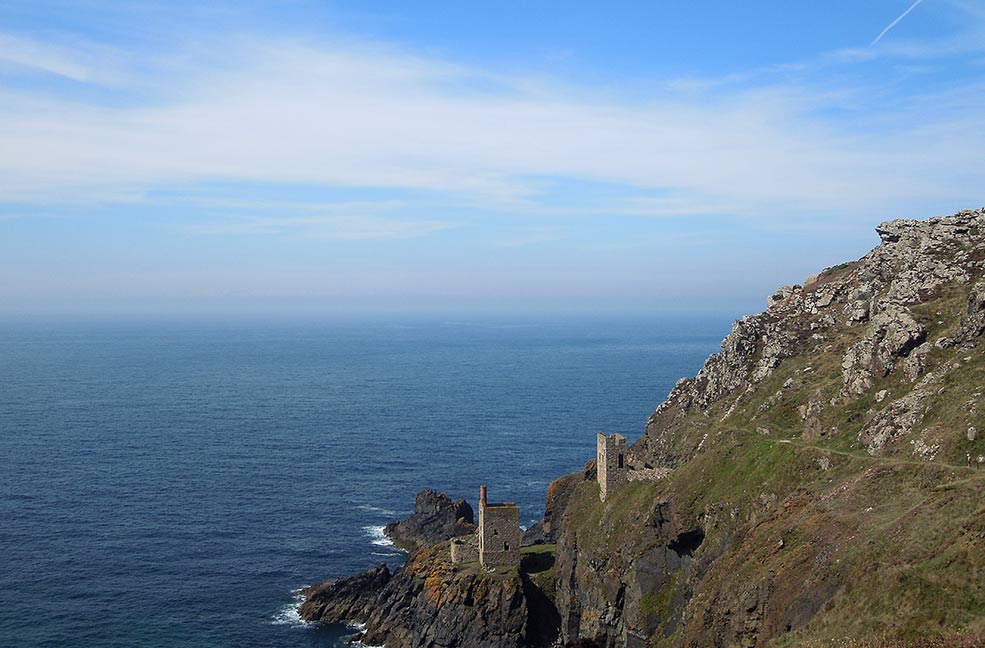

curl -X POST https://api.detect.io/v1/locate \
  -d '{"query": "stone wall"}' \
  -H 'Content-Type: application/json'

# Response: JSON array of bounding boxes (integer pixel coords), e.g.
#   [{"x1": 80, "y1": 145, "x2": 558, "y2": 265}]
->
[
  {"x1": 597, "y1": 432, "x2": 628, "y2": 501},
  {"x1": 450, "y1": 535, "x2": 478, "y2": 563},
  {"x1": 479, "y1": 502, "x2": 521, "y2": 568}
]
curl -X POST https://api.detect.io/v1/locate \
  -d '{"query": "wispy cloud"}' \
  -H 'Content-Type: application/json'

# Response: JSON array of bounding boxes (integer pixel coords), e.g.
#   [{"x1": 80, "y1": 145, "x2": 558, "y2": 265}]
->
[
  {"x1": 0, "y1": 33, "x2": 92, "y2": 80},
  {"x1": 872, "y1": 0, "x2": 926, "y2": 46},
  {"x1": 1, "y1": 0, "x2": 984, "y2": 228}
]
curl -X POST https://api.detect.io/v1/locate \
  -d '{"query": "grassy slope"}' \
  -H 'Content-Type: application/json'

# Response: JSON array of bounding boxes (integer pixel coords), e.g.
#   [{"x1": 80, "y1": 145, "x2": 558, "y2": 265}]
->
[{"x1": 561, "y1": 268, "x2": 985, "y2": 645}]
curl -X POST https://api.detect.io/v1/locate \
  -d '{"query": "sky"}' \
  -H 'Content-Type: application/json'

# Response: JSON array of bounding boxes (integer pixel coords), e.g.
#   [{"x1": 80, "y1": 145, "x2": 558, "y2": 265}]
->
[{"x1": 1, "y1": 0, "x2": 983, "y2": 315}]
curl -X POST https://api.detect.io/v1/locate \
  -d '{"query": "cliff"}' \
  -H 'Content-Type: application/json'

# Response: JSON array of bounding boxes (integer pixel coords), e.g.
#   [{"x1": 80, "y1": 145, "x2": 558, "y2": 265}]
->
[
  {"x1": 552, "y1": 208, "x2": 985, "y2": 647},
  {"x1": 301, "y1": 207, "x2": 985, "y2": 647}
]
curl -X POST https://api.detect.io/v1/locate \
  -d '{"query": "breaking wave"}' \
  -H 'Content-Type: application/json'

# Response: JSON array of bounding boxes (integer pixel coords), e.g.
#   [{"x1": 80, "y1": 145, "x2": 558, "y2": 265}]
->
[
  {"x1": 363, "y1": 525, "x2": 396, "y2": 549},
  {"x1": 270, "y1": 587, "x2": 311, "y2": 629}
]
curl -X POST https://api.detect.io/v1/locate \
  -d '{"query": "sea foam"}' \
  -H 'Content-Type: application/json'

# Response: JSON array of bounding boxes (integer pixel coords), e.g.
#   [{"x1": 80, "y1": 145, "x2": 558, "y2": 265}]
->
[
  {"x1": 362, "y1": 525, "x2": 396, "y2": 549},
  {"x1": 270, "y1": 588, "x2": 311, "y2": 629}
]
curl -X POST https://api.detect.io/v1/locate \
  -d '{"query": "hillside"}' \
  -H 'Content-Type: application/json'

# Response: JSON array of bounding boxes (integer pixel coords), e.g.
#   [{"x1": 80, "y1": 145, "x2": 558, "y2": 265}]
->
[
  {"x1": 553, "y1": 207, "x2": 985, "y2": 647},
  {"x1": 300, "y1": 207, "x2": 985, "y2": 647}
]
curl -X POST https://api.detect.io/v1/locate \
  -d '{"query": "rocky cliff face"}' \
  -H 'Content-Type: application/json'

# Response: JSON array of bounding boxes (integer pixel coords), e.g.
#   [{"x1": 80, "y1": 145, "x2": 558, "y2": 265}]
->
[
  {"x1": 300, "y1": 544, "x2": 529, "y2": 648},
  {"x1": 553, "y1": 208, "x2": 985, "y2": 647},
  {"x1": 384, "y1": 489, "x2": 475, "y2": 553},
  {"x1": 639, "y1": 208, "x2": 985, "y2": 465}
]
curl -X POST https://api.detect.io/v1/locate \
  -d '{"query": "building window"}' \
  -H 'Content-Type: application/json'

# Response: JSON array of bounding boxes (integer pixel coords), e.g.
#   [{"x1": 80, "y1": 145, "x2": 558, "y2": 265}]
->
[{"x1": 618, "y1": 453, "x2": 624, "y2": 468}]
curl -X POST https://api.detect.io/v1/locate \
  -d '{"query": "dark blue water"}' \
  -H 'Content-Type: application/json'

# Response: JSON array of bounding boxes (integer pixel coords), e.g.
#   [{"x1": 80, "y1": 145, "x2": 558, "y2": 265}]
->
[{"x1": 0, "y1": 313, "x2": 728, "y2": 647}]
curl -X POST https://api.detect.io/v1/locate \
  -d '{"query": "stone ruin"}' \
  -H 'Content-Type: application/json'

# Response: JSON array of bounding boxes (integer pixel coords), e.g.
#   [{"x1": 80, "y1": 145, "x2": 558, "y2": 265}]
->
[
  {"x1": 597, "y1": 432, "x2": 628, "y2": 501},
  {"x1": 450, "y1": 535, "x2": 478, "y2": 563},
  {"x1": 597, "y1": 432, "x2": 669, "y2": 501},
  {"x1": 450, "y1": 485, "x2": 521, "y2": 568}
]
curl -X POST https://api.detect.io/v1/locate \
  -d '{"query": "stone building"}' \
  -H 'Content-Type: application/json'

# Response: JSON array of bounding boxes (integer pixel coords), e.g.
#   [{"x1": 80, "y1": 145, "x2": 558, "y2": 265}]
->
[
  {"x1": 597, "y1": 432, "x2": 628, "y2": 502},
  {"x1": 477, "y1": 485, "x2": 521, "y2": 568}
]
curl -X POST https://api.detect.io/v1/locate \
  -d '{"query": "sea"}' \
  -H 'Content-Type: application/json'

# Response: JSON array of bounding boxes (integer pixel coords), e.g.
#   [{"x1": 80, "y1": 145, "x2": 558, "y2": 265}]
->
[{"x1": 0, "y1": 312, "x2": 731, "y2": 647}]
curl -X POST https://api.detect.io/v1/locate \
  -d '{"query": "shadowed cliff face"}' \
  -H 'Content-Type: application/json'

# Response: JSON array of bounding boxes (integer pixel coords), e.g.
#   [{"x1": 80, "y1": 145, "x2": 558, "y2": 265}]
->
[{"x1": 551, "y1": 208, "x2": 985, "y2": 647}]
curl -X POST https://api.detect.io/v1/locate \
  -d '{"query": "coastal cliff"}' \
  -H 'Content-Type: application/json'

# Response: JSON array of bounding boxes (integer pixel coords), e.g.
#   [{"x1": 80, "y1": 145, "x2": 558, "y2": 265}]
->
[
  {"x1": 551, "y1": 207, "x2": 985, "y2": 647},
  {"x1": 301, "y1": 207, "x2": 985, "y2": 647}
]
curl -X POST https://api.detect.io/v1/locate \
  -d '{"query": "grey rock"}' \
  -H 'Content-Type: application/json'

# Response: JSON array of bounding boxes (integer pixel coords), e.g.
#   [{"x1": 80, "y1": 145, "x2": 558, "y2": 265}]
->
[
  {"x1": 300, "y1": 546, "x2": 531, "y2": 648},
  {"x1": 384, "y1": 489, "x2": 475, "y2": 553},
  {"x1": 957, "y1": 280, "x2": 985, "y2": 341},
  {"x1": 841, "y1": 307, "x2": 927, "y2": 397}
]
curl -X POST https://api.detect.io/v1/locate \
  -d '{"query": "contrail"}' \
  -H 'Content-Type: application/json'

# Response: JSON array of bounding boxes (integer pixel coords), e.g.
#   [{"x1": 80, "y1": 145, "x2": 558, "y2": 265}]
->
[{"x1": 871, "y1": 0, "x2": 925, "y2": 46}]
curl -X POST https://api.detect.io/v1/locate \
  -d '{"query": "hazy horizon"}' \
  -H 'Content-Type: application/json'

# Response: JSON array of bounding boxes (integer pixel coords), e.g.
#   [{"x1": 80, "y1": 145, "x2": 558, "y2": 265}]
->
[{"x1": 0, "y1": 295, "x2": 756, "y2": 321}]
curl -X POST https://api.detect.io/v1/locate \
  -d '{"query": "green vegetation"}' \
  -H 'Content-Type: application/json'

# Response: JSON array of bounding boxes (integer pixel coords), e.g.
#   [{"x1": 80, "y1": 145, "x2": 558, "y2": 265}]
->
[
  {"x1": 640, "y1": 572, "x2": 680, "y2": 632},
  {"x1": 564, "y1": 277, "x2": 984, "y2": 645},
  {"x1": 520, "y1": 544, "x2": 556, "y2": 595},
  {"x1": 820, "y1": 261, "x2": 858, "y2": 279}
]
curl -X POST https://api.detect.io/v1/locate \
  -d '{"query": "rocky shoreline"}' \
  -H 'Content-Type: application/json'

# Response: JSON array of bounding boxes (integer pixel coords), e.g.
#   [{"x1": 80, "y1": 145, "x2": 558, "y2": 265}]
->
[
  {"x1": 298, "y1": 480, "x2": 580, "y2": 647},
  {"x1": 299, "y1": 208, "x2": 985, "y2": 648}
]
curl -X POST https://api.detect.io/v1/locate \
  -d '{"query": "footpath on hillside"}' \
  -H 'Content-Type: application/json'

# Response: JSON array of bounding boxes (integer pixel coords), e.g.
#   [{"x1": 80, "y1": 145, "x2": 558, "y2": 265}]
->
[{"x1": 771, "y1": 436, "x2": 985, "y2": 478}]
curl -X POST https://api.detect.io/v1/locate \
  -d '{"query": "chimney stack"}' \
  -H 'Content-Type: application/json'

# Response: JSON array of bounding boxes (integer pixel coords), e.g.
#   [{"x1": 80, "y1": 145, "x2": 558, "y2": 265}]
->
[{"x1": 480, "y1": 485, "x2": 487, "y2": 506}]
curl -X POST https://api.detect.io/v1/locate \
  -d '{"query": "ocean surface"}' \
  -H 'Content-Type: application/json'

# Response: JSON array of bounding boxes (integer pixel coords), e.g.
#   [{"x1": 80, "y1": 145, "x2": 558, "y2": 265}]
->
[{"x1": 0, "y1": 313, "x2": 731, "y2": 647}]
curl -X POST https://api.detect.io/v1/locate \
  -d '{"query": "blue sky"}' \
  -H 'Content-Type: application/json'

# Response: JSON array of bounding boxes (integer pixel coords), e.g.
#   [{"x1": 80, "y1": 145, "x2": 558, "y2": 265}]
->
[{"x1": 1, "y1": 0, "x2": 983, "y2": 314}]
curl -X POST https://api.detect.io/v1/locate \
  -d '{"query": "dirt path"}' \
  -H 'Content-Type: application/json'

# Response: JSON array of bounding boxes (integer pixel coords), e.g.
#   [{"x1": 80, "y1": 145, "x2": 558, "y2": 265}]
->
[{"x1": 772, "y1": 437, "x2": 985, "y2": 476}]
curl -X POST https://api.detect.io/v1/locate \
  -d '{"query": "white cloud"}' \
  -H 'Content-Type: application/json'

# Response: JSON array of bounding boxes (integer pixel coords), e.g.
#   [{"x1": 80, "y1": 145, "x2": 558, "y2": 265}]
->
[{"x1": 1, "y1": 10, "x2": 984, "y2": 225}]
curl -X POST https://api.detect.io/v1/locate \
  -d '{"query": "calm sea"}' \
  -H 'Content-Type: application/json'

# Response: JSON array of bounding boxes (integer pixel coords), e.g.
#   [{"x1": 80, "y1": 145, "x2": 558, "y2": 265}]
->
[{"x1": 0, "y1": 313, "x2": 729, "y2": 647}]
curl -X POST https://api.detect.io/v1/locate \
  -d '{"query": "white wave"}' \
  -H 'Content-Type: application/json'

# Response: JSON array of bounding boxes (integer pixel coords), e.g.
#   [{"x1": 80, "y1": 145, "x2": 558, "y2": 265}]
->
[
  {"x1": 345, "y1": 621, "x2": 387, "y2": 648},
  {"x1": 363, "y1": 525, "x2": 397, "y2": 549},
  {"x1": 270, "y1": 587, "x2": 312, "y2": 629}
]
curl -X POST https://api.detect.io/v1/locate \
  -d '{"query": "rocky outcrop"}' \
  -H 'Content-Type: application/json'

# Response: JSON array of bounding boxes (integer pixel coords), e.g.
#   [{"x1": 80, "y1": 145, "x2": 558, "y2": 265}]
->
[
  {"x1": 301, "y1": 490, "x2": 563, "y2": 648},
  {"x1": 300, "y1": 544, "x2": 530, "y2": 648},
  {"x1": 840, "y1": 307, "x2": 927, "y2": 397},
  {"x1": 384, "y1": 489, "x2": 475, "y2": 553},
  {"x1": 641, "y1": 208, "x2": 985, "y2": 466},
  {"x1": 958, "y1": 279, "x2": 985, "y2": 342}
]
